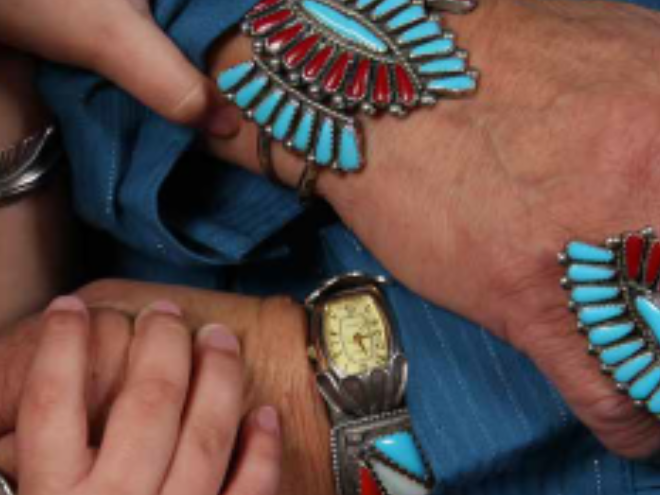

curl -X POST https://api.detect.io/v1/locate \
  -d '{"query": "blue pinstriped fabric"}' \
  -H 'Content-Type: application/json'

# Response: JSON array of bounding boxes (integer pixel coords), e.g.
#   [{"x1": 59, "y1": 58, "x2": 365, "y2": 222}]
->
[{"x1": 38, "y1": 0, "x2": 660, "y2": 493}]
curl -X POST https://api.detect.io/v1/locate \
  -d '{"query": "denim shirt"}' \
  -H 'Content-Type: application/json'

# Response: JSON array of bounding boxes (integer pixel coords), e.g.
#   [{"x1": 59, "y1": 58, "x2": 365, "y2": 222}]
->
[{"x1": 39, "y1": 0, "x2": 660, "y2": 492}]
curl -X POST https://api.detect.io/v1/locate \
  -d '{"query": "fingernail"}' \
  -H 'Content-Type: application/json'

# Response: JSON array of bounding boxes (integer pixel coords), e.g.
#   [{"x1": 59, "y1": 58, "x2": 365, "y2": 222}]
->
[
  {"x1": 140, "y1": 300, "x2": 182, "y2": 317},
  {"x1": 256, "y1": 406, "x2": 280, "y2": 436},
  {"x1": 197, "y1": 324, "x2": 241, "y2": 355},
  {"x1": 206, "y1": 103, "x2": 241, "y2": 138},
  {"x1": 46, "y1": 296, "x2": 88, "y2": 314}
]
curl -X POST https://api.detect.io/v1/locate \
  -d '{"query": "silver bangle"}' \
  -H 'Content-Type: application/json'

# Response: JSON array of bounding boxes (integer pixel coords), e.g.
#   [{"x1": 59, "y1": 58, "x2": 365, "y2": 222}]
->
[
  {"x1": 0, "y1": 126, "x2": 62, "y2": 206},
  {"x1": 0, "y1": 472, "x2": 15, "y2": 495}
]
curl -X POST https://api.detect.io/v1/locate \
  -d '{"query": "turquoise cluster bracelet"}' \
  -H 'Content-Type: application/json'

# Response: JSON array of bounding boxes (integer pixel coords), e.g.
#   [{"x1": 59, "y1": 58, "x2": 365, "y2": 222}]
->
[{"x1": 217, "y1": 0, "x2": 478, "y2": 196}]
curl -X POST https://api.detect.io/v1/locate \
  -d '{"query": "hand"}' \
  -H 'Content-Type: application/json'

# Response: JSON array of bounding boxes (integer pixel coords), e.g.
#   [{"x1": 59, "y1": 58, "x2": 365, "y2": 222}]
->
[
  {"x1": 0, "y1": 0, "x2": 239, "y2": 136},
  {"x1": 0, "y1": 295, "x2": 282, "y2": 495},
  {"x1": 0, "y1": 282, "x2": 333, "y2": 495},
  {"x1": 205, "y1": 0, "x2": 660, "y2": 459}
]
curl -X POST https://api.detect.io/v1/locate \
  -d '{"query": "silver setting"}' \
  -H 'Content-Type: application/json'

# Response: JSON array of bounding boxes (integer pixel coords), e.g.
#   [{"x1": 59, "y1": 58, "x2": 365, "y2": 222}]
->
[{"x1": 0, "y1": 127, "x2": 61, "y2": 205}]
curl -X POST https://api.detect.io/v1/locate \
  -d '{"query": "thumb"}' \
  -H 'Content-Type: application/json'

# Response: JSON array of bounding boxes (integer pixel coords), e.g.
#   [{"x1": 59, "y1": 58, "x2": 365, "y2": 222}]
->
[{"x1": 85, "y1": 4, "x2": 240, "y2": 136}]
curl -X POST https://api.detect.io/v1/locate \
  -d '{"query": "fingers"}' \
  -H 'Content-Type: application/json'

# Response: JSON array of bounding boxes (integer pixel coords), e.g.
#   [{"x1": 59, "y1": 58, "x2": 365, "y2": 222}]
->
[
  {"x1": 86, "y1": 3, "x2": 239, "y2": 133},
  {"x1": 224, "y1": 407, "x2": 282, "y2": 495},
  {"x1": 0, "y1": 0, "x2": 240, "y2": 134},
  {"x1": 17, "y1": 297, "x2": 93, "y2": 492},
  {"x1": 161, "y1": 325, "x2": 245, "y2": 495},
  {"x1": 523, "y1": 314, "x2": 660, "y2": 459},
  {"x1": 91, "y1": 301, "x2": 192, "y2": 494}
]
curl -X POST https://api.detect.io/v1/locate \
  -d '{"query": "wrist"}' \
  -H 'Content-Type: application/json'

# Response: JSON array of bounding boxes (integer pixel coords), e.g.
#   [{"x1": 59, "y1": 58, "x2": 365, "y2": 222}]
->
[{"x1": 242, "y1": 297, "x2": 334, "y2": 495}]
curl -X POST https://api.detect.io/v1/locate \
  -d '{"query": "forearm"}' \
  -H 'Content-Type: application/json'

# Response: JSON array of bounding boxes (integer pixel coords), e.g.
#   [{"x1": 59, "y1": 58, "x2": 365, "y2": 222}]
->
[{"x1": 0, "y1": 48, "x2": 76, "y2": 330}]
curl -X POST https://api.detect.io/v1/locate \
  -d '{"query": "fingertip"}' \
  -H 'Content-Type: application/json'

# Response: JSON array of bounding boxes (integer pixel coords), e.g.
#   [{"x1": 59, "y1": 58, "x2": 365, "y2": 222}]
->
[
  {"x1": 45, "y1": 296, "x2": 88, "y2": 316},
  {"x1": 196, "y1": 324, "x2": 241, "y2": 355},
  {"x1": 255, "y1": 406, "x2": 280, "y2": 438}
]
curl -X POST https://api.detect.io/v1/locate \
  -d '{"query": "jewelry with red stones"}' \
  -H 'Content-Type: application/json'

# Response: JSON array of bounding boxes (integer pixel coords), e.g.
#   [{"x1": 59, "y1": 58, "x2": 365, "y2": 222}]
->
[{"x1": 218, "y1": 0, "x2": 478, "y2": 179}]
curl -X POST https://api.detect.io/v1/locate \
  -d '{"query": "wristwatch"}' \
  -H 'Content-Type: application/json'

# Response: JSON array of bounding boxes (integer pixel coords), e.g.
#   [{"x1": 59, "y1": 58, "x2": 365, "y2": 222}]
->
[
  {"x1": 305, "y1": 273, "x2": 434, "y2": 495},
  {"x1": 0, "y1": 126, "x2": 62, "y2": 206}
]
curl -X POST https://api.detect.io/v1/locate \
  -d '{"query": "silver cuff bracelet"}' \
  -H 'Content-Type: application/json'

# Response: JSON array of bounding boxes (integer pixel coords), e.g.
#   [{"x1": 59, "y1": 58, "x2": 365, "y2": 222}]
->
[{"x1": 0, "y1": 126, "x2": 62, "y2": 206}]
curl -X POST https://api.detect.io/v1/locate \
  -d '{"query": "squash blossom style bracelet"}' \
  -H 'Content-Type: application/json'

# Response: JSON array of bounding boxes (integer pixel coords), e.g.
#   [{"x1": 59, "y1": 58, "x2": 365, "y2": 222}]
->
[{"x1": 217, "y1": 0, "x2": 479, "y2": 199}]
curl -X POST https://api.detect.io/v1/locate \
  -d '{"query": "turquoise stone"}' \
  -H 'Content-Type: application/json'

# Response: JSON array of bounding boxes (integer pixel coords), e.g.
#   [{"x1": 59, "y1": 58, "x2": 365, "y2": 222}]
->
[
  {"x1": 419, "y1": 58, "x2": 466, "y2": 75},
  {"x1": 293, "y1": 110, "x2": 316, "y2": 152},
  {"x1": 614, "y1": 352, "x2": 653, "y2": 383},
  {"x1": 374, "y1": 0, "x2": 407, "y2": 17},
  {"x1": 387, "y1": 6, "x2": 425, "y2": 30},
  {"x1": 648, "y1": 389, "x2": 660, "y2": 413},
  {"x1": 254, "y1": 90, "x2": 284, "y2": 125},
  {"x1": 339, "y1": 125, "x2": 361, "y2": 171},
  {"x1": 427, "y1": 75, "x2": 476, "y2": 93},
  {"x1": 302, "y1": 0, "x2": 388, "y2": 53},
  {"x1": 589, "y1": 322, "x2": 635, "y2": 346},
  {"x1": 572, "y1": 286, "x2": 620, "y2": 304},
  {"x1": 218, "y1": 62, "x2": 254, "y2": 92},
  {"x1": 374, "y1": 432, "x2": 427, "y2": 478},
  {"x1": 600, "y1": 340, "x2": 644, "y2": 366},
  {"x1": 566, "y1": 242, "x2": 615, "y2": 263},
  {"x1": 635, "y1": 297, "x2": 660, "y2": 345},
  {"x1": 272, "y1": 101, "x2": 299, "y2": 141},
  {"x1": 315, "y1": 118, "x2": 335, "y2": 165},
  {"x1": 410, "y1": 39, "x2": 454, "y2": 58},
  {"x1": 630, "y1": 366, "x2": 660, "y2": 400},
  {"x1": 578, "y1": 305, "x2": 625, "y2": 326},
  {"x1": 235, "y1": 76, "x2": 268, "y2": 108},
  {"x1": 399, "y1": 22, "x2": 441, "y2": 44},
  {"x1": 567, "y1": 264, "x2": 616, "y2": 283}
]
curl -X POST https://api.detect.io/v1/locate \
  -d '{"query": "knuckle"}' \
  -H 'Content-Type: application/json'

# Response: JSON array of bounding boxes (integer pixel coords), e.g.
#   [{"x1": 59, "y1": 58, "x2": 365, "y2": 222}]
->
[
  {"x1": 137, "y1": 311, "x2": 187, "y2": 337},
  {"x1": 166, "y1": 80, "x2": 211, "y2": 125},
  {"x1": 188, "y1": 417, "x2": 234, "y2": 462}
]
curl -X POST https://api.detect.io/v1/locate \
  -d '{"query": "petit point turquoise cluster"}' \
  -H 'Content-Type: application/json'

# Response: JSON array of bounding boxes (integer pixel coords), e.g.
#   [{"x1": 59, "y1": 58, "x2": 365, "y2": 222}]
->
[{"x1": 562, "y1": 229, "x2": 660, "y2": 415}]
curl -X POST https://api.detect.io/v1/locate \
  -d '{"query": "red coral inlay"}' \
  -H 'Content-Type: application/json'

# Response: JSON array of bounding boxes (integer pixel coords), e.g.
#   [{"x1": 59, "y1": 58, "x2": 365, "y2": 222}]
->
[
  {"x1": 324, "y1": 53, "x2": 353, "y2": 93},
  {"x1": 626, "y1": 234, "x2": 645, "y2": 280},
  {"x1": 346, "y1": 59, "x2": 371, "y2": 101},
  {"x1": 283, "y1": 34, "x2": 320, "y2": 68},
  {"x1": 374, "y1": 64, "x2": 392, "y2": 106},
  {"x1": 360, "y1": 467, "x2": 382, "y2": 495},
  {"x1": 250, "y1": 0, "x2": 282, "y2": 15},
  {"x1": 252, "y1": 10, "x2": 292, "y2": 35},
  {"x1": 395, "y1": 65, "x2": 416, "y2": 106},
  {"x1": 646, "y1": 242, "x2": 660, "y2": 286},
  {"x1": 266, "y1": 23, "x2": 304, "y2": 53},
  {"x1": 303, "y1": 46, "x2": 334, "y2": 81}
]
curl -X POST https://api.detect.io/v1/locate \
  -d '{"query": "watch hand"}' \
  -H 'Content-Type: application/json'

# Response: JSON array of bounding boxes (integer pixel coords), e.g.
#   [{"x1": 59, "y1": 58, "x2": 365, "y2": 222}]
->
[{"x1": 353, "y1": 333, "x2": 368, "y2": 354}]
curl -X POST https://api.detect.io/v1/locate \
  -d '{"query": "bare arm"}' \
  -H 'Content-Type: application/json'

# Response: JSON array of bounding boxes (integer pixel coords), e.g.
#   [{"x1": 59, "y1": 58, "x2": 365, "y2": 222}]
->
[{"x1": 0, "y1": 47, "x2": 76, "y2": 330}]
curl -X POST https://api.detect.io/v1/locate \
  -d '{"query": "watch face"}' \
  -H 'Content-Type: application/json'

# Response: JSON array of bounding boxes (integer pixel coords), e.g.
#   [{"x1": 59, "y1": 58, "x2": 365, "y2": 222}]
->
[{"x1": 323, "y1": 292, "x2": 391, "y2": 376}]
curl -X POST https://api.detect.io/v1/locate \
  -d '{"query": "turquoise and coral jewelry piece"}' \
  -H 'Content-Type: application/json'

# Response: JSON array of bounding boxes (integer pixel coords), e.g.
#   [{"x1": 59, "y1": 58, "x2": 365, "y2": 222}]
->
[
  {"x1": 560, "y1": 228, "x2": 660, "y2": 415},
  {"x1": 306, "y1": 273, "x2": 434, "y2": 495},
  {"x1": 217, "y1": 0, "x2": 478, "y2": 194}
]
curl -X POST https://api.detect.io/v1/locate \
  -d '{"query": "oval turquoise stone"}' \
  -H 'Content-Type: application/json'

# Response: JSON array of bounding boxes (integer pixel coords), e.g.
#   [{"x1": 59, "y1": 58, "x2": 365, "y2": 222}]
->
[
  {"x1": 572, "y1": 286, "x2": 620, "y2": 304},
  {"x1": 578, "y1": 305, "x2": 625, "y2": 326},
  {"x1": 338, "y1": 126, "x2": 361, "y2": 171},
  {"x1": 589, "y1": 322, "x2": 635, "y2": 346},
  {"x1": 293, "y1": 110, "x2": 316, "y2": 152},
  {"x1": 648, "y1": 389, "x2": 660, "y2": 413},
  {"x1": 272, "y1": 101, "x2": 299, "y2": 141},
  {"x1": 566, "y1": 242, "x2": 615, "y2": 263},
  {"x1": 218, "y1": 62, "x2": 254, "y2": 92},
  {"x1": 630, "y1": 366, "x2": 660, "y2": 400},
  {"x1": 636, "y1": 297, "x2": 660, "y2": 345},
  {"x1": 614, "y1": 352, "x2": 653, "y2": 383},
  {"x1": 302, "y1": 0, "x2": 389, "y2": 53},
  {"x1": 600, "y1": 340, "x2": 644, "y2": 366},
  {"x1": 567, "y1": 264, "x2": 616, "y2": 283},
  {"x1": 315, "y1": 118, "x2": 335, "y2": 165}
]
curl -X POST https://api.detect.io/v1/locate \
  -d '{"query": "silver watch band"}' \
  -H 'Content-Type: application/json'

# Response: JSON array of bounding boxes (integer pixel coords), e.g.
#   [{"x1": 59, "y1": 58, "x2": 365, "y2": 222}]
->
[{"x1": 0, "y1": 126, "x2": 62, "y2": 206}]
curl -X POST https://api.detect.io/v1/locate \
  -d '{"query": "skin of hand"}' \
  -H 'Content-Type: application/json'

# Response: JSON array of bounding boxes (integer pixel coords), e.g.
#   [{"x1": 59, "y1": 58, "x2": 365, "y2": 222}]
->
[
  {"x1": 0, "y1": 282, "x2": 334, "y2": 495},
  {"x1": 0, "y1": 47, "x2": 76, "y2": 330},
  {"x1": 205, "y1": 0, "x2": 660, "y2": 459},
  {"x1": 0, "y1": 2, "x2": 240, "y2": 136},
  {"x1": 0, "y1": 295, "x2": 282, "y2": 495}
]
